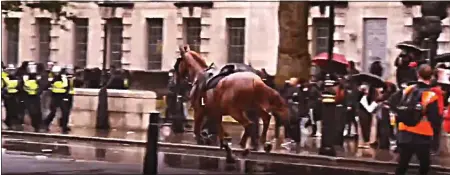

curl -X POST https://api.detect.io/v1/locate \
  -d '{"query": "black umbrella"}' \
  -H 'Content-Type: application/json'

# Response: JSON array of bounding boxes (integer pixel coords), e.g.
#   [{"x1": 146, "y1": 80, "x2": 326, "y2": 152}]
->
[
  {"x1": 396, "y1": 41, "x2": 427, "y2": 52},
  {"x1": 351, "y1": 73, "x2": 386, "y2": 88},
  {"x1": 434, "y1": 53, "x2": 450, "y2": 63}
]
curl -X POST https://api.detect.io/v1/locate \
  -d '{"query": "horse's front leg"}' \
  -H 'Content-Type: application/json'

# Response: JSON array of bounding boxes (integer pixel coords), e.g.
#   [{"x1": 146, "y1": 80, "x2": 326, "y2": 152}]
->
[{"x1": 193, "y1": 108, "x2": 205, "y2": 145}]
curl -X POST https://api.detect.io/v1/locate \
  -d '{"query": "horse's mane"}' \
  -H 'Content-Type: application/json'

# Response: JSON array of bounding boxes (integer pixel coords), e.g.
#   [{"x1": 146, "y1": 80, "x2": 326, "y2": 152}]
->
[{"x1": 187, "y1": 51, "x2": 208, "y2": 68}]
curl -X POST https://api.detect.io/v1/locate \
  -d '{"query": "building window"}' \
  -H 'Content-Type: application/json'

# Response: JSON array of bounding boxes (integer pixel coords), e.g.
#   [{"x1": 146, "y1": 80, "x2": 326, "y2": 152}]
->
[
  {"x1": 36, "y1": 18, "x2": 51, "y2": 63},
  {"x1": 147, "y1": 18, "x2": 163, "y2": 70},
  {"x1": 313, "y1": 18, "x2": 329, "y2": 56},
  {"x1": 73, "y1": 18, "x2": 89, "y2": 68},
  {"x1": 183, "y1": 18, "x2": 201, "y2": 53},
  {"x1": 226, "y1": 18, "x2": 246, "y2": 63},
  {"x1": 5, "y1": 18, "x2": 19, "y2": 65},
  {"x1": 107, "y1": 18, "x2": 123, "y2": 68}
]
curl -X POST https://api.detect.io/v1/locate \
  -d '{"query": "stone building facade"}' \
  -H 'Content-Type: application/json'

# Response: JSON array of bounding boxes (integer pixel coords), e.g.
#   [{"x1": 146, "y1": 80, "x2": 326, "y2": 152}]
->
[{"x1": 2, "y1": 2, "x2": 450, "y2": 81}]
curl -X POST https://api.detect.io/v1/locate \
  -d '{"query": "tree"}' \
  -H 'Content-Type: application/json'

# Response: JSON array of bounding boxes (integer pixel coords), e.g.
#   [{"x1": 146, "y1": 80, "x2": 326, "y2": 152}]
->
[
  {"x1": 2, "y1": 1, "x2": 69, "y2": 19},
  {"x1": 276, "y1": 2, "x2": 310, "y2": 86}
]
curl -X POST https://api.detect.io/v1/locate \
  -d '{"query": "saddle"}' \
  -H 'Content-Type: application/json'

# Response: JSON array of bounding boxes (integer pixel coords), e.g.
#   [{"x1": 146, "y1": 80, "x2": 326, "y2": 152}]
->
[{"x1": 204, "y1": 63, "x2": 256, "y2": 90}]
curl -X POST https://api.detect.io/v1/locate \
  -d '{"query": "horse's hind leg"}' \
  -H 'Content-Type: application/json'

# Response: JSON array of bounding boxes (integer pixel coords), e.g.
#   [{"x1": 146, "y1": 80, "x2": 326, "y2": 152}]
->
[
  {"x1": 229, "y1": 109, "x2": 253, "y2": 150},
  {"x1": 216, "y1": 115, "x2": 236, "y2": 163},
  {"x1": 259, "y1": 109, "x2": 271, "y2": 144},
  {"x1": 239, "y1": 126, "x2": 249, "y2": 149},
  {"x1": 245, "y1": 109, "x2": 260, "y2": 151}
]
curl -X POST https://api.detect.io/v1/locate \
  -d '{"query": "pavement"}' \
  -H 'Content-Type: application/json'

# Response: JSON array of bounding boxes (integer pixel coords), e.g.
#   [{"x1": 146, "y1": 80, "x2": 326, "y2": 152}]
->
[{"x1": 3, "y1": 121, "x2": 450, "y2": 170}]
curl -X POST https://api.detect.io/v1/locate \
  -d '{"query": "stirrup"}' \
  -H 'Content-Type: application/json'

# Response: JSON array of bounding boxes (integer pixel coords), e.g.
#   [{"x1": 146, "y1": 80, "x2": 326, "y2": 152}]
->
[{"x1": 201, "y1": 97, "x2": 205, "y2": 106}]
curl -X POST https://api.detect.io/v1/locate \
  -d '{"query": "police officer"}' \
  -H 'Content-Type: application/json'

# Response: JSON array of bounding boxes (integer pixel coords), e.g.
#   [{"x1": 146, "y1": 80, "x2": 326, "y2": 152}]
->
[
  {"x1": 21, "y1": 62, "x2": 43, "y2": 132},
  {"x1": 2, "y1": 64, "x2": 21, "y2": 130},
  {"x1": 106, "y1": 65, "x2": 129, "y2": 90},
  {"x1": 42, "y1": 61, "x2": 56, "y2": 117},
  {"x1": 43, "y1": 65, "x2": 71, "y2": 133},
  {"x1": 2, "y1": 61, "x2": 8, "y2": 95},
  {"x1": 64, "y1": 65, "x2": 76, "y2": 111}
]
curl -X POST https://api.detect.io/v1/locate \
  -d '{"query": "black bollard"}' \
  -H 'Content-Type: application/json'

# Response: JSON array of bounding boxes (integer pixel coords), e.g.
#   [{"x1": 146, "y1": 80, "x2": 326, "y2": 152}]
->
[
  {"x1": 319, "y1": 76, "x2": 337, "y2": 156},
  {"x1": 143, "y1": 112, "x2": 160, "y2": 175},
  {"x1": 319, "y1": 94, "x2": 337, "y2": 156}
]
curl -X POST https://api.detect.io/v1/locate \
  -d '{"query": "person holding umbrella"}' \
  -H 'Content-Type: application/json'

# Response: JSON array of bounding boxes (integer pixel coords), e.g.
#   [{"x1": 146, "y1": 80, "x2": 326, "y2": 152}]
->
[
  {"x1": 395, "y1": 41, "x2": 426, "y2": 88},
  {"x1": 351, "y1": 72, "x2": 385, "y2": 148}
]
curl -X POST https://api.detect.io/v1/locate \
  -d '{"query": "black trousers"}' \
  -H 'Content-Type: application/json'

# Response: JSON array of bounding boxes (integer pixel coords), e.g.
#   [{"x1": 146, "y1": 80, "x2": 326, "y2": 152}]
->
[
  {"x1": 3, "y1": 95, "x2": 20, "y2": 127},
  {"x1": 289, "y1": 118, "x2": 301, "y2": 143},
  {"x1": 274, "y1": 113, "x2": 290, "y2": 139},
  {"x1": 44, "y1": 94, "x2": 71, "y2": 128},
  {"x1": 24, "y1": 95, "x2": 42, "y2": 130},
  {"x1": 305, "y1": 107, "x2": 321, "y2": 135},
  {"x1": 17, "y1": 96, "x2": 26, "y2": 125},
  {"x1": 431, "y1": 122, "x2": 442, "y2": 152},
  {"x1": 358, "y1": 109, "x2": 372, "y2": 142},
  {"x1": 346, "y1": 108, "x2": 358, "y2": 135},
  {"x1": 395, "y1": 143, "x2": 431, "y2": 175}
]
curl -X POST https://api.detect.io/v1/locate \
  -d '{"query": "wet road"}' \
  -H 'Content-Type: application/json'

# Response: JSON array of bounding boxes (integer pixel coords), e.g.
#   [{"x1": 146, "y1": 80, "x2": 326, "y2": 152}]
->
[
  {"x1": 2, "y1": 135, "x2": 450, "y2": 175},
  {"x1": 12, "y1": 121, "x2": 450, "y2": 168},
  {"x1": 1, "y1": 135, "x2": 389, "y2": 175}
]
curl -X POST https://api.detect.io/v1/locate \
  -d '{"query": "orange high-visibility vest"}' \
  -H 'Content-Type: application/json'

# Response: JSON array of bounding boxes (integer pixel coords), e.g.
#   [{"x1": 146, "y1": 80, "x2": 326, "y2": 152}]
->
[
  {"x1": 398, "y1": 85, "x2": 437, "y2": 136},
  {"x1": 430, "y1": 86, "x2": 444, "y2": 115},
  {"x1": 444, "y1": 104, "x2": 450, "y2": 133}
]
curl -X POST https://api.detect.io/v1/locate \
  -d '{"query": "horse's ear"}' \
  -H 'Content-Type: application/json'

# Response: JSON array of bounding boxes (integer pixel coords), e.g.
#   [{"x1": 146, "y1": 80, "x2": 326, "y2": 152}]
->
[{"x1": 178, "y1": 45, "x2": 186, "y2": 59}]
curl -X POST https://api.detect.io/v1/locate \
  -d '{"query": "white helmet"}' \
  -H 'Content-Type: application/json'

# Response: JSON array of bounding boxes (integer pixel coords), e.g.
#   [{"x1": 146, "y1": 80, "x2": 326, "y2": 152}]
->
[
  {"x1": 27, "y1": 63, "x2": 37, "y2": 74},
  {"x1": 6, "y1": 64, "x2": 15, "y2": 70},
  {"x1": 65, "y1": 65, "x2": 74, "y2": 75},
  {"x1": 51, "y1": 65, "x2": 62, "y2": 73}
]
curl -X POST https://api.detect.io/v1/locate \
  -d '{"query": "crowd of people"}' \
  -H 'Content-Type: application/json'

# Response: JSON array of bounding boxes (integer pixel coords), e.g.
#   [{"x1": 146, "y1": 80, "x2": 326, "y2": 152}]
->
[
  {"x1": 269, "y1": 49, "x2": 450, "y2": 174},
  {"x1": 1, "y1": 61, "x2": 130, "y2": 133}
]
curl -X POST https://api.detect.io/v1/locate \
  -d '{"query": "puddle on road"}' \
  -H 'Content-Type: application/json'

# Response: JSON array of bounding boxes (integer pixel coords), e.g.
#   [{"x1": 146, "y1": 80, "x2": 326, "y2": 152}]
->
[
  {"x1": 3, "y1": 136, "x2": 449, "y2": 175},
  {"x1": 1, "y1": 138, "x2": 394, "y2": 175}
]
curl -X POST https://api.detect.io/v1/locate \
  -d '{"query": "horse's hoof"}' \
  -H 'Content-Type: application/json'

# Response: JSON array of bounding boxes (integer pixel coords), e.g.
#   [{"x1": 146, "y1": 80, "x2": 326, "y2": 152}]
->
[
  {"x1": 220, "y1": 143, "x2": 226, "y2": 150},
  {"x1": 250, "y1": 143, "x2": 259, "y2": 151},
  {"x1": 264, "y1": 142, "x2": 273, "y2": 153},
  {"x1": 224, "y1": 136, "x2": 232, "y2": 142},
  {"x1": 204, "y1": 139, "x2": 212, "y2": 145},
  {"x1": 226, "y1": 155, "x2": 237, "y2": 164},
  {"x1": 242, "y1": 149, "x2": 250, "y2": 157},
  {"x1": 239, "y1": 142, "x2": 246, "y2": 149},
  {"x1": 196, "y1": 138, "x2": 205, "y2": 145},
  {"x1": 251, "y1": 147, "x2": 259, "y2": 152}
]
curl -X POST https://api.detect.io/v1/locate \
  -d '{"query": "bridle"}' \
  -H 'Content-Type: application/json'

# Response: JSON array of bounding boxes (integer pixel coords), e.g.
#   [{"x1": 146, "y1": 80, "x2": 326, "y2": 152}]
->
[{"x1": 173, "y1": 56, "x2": 216, "y2": 86}]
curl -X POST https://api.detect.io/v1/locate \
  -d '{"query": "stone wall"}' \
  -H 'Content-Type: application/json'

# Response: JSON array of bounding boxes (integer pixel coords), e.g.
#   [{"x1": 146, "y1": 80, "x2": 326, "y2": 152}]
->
[{"x1": 70, "y1": 88, "x2": 157, "y2": 131}]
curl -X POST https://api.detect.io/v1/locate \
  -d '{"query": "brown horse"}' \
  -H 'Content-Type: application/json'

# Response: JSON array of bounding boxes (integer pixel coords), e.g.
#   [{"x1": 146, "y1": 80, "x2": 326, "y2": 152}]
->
[{"x1": 174, "y1": 46, "x2": 289, "y2": 162}]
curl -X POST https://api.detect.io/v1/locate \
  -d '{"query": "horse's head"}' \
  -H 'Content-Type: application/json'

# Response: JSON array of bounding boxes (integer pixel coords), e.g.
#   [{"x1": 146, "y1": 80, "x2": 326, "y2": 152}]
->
[
  {"x1": 173, "y1": 45, "x2": 209, "y2": 86},
  {"x1": 267, "y1": 88, "x2": 289, "y2": 123}
]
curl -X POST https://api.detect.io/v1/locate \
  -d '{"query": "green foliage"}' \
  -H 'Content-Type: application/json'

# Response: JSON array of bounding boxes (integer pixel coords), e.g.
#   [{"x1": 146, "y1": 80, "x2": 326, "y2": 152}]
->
[
  {"x1": 2, "y1": 1, "x2": 68, "y2": 20},
  {"x1": 1, "y1": 1, "x2": 23, "y2": 12}
]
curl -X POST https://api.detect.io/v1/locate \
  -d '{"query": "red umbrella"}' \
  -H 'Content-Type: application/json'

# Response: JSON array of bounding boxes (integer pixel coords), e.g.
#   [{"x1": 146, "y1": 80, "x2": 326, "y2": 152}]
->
[{"x1": 312, "y1": 52, "x2": 349, "y2": 66}]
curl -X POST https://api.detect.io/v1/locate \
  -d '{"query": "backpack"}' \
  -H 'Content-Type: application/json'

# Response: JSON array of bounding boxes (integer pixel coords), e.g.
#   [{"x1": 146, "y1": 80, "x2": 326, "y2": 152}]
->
[{"x1": 396, "y1": 86, "x2": 426, "y2": 127}]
